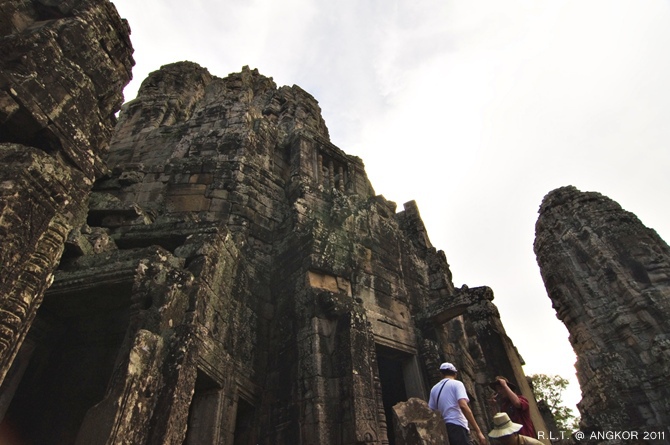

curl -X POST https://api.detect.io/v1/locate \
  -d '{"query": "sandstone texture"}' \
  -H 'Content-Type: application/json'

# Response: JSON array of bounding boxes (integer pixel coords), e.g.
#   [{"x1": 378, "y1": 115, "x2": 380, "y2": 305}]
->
[
  {"x1": 0, "y1": 0, "x2": 133, "y2": 389},
  {"x1": 534, "y1": 186, "x2": 670, "y2": 444},
  {"x1": 0, "y1": 58, "x2": 548, "y2": 445},
  {"x1": 392, "y1": 397, "x2": 449, "y2": 445}
]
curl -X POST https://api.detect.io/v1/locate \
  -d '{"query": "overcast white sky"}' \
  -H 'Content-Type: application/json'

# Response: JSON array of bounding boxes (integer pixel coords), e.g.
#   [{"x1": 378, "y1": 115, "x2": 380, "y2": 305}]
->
[{"x1": 112, "y1": 0, "x2": 670, "y2": 415}]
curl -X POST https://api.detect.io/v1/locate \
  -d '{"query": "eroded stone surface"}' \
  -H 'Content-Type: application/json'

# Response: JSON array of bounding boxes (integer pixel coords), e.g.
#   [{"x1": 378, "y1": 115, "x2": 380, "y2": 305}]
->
[
  {"x1": 534, "y1": 186, "x2": 670, "y2": 443},
  {"x1": 0, "y1": 0, "x2": 133, "y2": 388},
  {"x1": 392, "y1": 397, "x2": 449, "y2": 445}
]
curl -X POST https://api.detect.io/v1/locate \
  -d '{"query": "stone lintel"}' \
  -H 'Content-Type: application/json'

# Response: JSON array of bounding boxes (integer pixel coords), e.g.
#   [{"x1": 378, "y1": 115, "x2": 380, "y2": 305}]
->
[
  {"x1": 47, "y1": 246, "x2": 184, "y2": 299},
  {"x1": 373, "y1": 331, "x2": 417, "y2": 356},
  {"x1": 110, "y1": 220, "x2": 224, "y2": 250},
  {"x1": 421, "y1": 286, "x2": 494, "y2": 325}
]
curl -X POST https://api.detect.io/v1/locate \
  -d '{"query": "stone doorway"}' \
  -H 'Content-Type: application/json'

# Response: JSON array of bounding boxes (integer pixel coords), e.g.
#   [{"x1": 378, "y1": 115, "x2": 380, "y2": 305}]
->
[
  {"x1": 0, "y1": 282, "x2": 132, "y2": 445},
  {"x1": 183, "y1": 370, "x2": 224, "y2": 444},
  {"x1": 232, "y1": 397, "x2": 255, "y2": 445},
  {"x1": 182, "y1": 370, "x2": 257, "y2": 445},
  {"x1": 376, "y1": 344, "x2": 425, "y2": 445}
]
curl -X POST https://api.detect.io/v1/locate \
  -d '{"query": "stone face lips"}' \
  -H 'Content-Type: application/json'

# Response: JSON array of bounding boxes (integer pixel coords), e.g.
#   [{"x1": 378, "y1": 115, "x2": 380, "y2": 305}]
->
[
  {"x1": 534, "y1": 186, "x2": 670, "y2": 441},
  {"x1": 0, "y1": 0, "x2": 133, "y2": 385}
]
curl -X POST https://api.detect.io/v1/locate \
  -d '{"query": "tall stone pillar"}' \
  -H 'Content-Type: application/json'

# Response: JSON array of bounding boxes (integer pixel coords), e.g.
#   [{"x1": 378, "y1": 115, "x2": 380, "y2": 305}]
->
[{"x1": 534, "y1": 186, "x2": 670, "y2": 443}]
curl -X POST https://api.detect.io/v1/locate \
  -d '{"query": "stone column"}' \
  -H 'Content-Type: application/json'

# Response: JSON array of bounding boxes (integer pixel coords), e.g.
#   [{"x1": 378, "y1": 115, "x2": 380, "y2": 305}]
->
[{"x1": 534, "y1": 186, "x2": 670, "y2": 442}]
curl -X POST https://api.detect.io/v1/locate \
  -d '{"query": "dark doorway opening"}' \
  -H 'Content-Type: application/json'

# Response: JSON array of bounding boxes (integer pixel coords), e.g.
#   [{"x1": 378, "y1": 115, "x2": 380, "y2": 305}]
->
[
  {"x1": 233, "y1": 397, "x2": 255, "y2": 445},
  {"x1": 0, "y1": 283, "x2": 131, "y2": 445},
  {"x1": 183, "y1": 370, "x2": 222, "y2": 444},
  {"x1": 376, "y1": 345, "x2": 409, "y2": 445}
]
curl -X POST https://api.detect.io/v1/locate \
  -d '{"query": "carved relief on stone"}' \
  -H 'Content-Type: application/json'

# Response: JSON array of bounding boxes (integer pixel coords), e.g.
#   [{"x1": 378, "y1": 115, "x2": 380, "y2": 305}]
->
[
  {"x1": 534, "y1": 186, "x2": 670, "y2": 442},
  {"x1": 0, "y1": 0, "x2": 133, "y2": 387}
]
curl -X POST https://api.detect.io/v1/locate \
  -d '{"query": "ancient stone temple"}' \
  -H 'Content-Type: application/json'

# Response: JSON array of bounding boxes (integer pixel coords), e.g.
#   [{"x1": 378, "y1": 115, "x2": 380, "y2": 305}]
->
[
  {"x1": 534, "y1": 186, "x2": 670, "y2": 444},
  {"x1": 0, "y1": 2, "x2": 548, "y2": 444}
]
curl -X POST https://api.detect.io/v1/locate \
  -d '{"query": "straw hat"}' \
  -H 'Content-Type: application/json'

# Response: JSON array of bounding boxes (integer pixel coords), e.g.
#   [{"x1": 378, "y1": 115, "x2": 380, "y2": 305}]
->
[{"x1": 488, "y1": 412, "x2": 523, "y2": 438}]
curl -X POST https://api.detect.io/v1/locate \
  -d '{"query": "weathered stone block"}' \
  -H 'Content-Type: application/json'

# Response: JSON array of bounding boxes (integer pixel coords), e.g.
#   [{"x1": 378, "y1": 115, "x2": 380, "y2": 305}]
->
[{"x1": 392, "y1": 398, "x2": 449, "y2": 445}]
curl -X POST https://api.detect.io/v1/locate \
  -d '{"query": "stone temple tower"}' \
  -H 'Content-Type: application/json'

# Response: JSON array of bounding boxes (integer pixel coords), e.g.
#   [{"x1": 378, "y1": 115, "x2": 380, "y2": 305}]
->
[
  {"x1": 534, "y1": 186, "x2": 670, "y2": 444},
  {"x1": 0, "y1": 4, "x2": 547, "y2": 441},
  {"x1": 0, "y1": 58, "x2": 547, "y2": 444}
]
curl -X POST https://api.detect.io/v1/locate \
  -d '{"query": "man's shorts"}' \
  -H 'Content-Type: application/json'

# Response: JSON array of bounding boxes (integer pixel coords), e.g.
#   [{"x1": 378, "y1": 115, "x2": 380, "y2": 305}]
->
[{"x1": 445, "y1": 423, "x2": 473, "y2": 445}]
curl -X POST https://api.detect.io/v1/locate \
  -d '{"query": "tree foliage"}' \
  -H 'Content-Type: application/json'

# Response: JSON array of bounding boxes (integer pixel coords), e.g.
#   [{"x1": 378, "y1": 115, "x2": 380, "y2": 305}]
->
[{"x1": 529, "y1": 374, "x2": 579, "y2": 432}]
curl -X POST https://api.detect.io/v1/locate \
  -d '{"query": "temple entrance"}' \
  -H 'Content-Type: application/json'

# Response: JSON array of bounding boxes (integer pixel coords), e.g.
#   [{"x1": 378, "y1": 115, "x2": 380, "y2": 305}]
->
[
  {"x1": 0, "y1": 282, "x2": 131, "y2": 445},
  {"x1": 183, "y1": 370, "x2": 223, "y2": 444},
  {"x1": 183, "y1": 371, "x2": 257, "y2": 445},
  {"x1": 232, "y1": 397, "x2": 255, "y2": 445},
  {"x1": 376, "y1": 345, "x2": 411, "y2": 445}
]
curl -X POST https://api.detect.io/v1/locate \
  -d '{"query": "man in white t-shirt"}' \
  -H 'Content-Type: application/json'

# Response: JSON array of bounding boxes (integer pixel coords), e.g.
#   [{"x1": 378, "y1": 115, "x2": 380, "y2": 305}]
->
[{"x1": 428, "y1": 362, "x2": 486, "y2": 445}]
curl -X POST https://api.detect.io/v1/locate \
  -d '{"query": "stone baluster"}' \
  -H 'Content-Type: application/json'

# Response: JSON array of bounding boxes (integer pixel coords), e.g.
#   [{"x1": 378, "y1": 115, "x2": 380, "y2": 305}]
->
[{"x1": 338, "y1": 166, "x2": 345, "y2": 192}]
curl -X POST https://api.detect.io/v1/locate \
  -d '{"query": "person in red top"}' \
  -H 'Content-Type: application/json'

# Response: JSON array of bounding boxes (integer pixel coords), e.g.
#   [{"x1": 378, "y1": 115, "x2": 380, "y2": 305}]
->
[{"x1": 489, "y1": 376, "x2": 536, "y2": 438}]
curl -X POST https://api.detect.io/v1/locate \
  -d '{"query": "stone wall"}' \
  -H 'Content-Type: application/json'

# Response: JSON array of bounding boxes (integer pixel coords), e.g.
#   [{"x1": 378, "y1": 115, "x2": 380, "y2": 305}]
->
[{"x1": 534, "y1": 186, "x2": 670, "y2": 444}]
